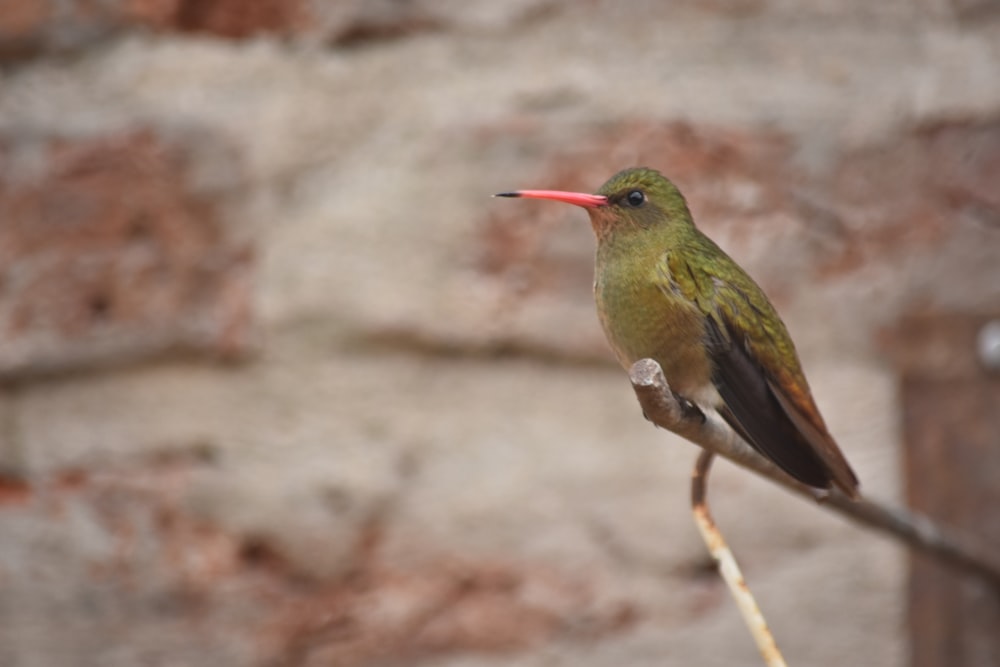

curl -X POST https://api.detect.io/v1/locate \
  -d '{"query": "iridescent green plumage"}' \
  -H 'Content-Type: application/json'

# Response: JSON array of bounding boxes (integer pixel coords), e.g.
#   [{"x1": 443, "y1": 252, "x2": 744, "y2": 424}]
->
[{"x1": 498, "y1": 167, "x2": 859, "y2": 497}]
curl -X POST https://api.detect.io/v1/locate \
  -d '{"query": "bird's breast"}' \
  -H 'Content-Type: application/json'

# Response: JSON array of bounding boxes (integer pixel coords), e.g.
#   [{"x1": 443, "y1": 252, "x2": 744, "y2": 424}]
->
[{"x1": 594, "y1": 258, "x2": 716, "y2": 403}]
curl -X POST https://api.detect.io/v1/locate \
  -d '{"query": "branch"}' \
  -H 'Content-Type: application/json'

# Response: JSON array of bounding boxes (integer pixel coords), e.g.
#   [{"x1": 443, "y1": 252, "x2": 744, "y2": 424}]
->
[
  {"x1": 629, "y1": 358, "x2": 1000, "y2": 589},
  {"x1": 692, "y1": 450, "x2": 787, "y2": 667}
]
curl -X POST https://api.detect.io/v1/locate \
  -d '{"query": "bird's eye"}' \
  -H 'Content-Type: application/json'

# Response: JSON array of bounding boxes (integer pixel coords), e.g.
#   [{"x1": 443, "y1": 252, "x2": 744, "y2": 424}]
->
[{"x1": 625, "y1": 190, "x2": 646, "y2": 207}]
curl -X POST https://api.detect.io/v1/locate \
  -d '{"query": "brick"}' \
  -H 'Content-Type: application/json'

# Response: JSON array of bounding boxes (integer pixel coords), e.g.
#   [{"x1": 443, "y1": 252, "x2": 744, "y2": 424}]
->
[
  {"x1": 947, "y1": 0, "x2": 1000, "y2": 19},
  {"x1": 0, "y1": 451, "x2": 633, "y2": 665},
  {"x1": 0, "y1": 0, "x2": 559, "y2": 60},
  {"x1": 0, "y1": 129, "x2": 256, "y2": 379},
  {"x1": 0, "y1": 0, "x2": 313, "y2": 58},
  {"x1": 125, "y1": 0, "x2": 309, "y2": 39}
]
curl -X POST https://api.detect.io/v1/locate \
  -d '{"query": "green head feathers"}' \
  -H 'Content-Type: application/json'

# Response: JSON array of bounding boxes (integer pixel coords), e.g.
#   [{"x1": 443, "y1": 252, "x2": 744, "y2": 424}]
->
[{"x1": 590, "y1": 167, "x2": 694, "y2": 237}]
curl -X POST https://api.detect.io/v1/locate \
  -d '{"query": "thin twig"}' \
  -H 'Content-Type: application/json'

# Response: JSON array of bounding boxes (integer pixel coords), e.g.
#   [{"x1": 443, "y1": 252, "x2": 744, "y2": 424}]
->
[
  {"x1": 629, "y1": 358, "x2": 1000, "y2": 589},
  {"x1": 692, "y1": 450, "x2": 788, "y2": 667}
]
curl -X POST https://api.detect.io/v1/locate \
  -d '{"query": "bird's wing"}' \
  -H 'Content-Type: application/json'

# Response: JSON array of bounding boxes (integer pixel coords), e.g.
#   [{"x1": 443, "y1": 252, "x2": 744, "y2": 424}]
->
[{"x1": 663, "y1": 248, "x2": 859, "y2": 497}]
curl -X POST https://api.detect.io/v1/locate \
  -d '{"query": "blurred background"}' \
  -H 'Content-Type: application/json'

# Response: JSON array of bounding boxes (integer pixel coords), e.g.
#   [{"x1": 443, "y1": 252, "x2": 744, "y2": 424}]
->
[{"x1": 1, "y1": 1, "x2": 999, "y2": 665}]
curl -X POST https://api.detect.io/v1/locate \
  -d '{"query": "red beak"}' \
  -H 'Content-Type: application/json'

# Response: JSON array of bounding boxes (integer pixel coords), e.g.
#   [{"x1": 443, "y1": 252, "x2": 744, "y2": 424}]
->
[{"x1": 494, "y1": 189, "x2": 608, "y2": 209}]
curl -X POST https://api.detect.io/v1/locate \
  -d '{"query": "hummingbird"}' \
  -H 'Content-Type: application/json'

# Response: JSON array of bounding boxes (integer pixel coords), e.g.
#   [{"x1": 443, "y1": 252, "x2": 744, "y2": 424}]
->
[{"x1": 496, "y1": 167, "x2": 859, "y2": 498}]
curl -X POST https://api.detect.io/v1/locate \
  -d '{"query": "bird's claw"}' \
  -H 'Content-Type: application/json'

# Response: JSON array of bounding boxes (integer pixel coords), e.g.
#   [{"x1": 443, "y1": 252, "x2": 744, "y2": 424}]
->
[{"x1": 674, "y1": 393, "x2": 706, "y2": 424}]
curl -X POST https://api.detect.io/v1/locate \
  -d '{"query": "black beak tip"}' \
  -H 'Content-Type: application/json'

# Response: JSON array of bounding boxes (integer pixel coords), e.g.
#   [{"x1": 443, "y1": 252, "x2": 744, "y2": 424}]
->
[{"x1": 493, "y1": 192, "x2": 520, "y2": 198}]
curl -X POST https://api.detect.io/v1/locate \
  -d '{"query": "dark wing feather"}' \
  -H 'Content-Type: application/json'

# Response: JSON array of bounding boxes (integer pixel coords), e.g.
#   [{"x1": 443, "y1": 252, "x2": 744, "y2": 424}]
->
[
  {"x1": 705, "y1": 316, "x2": 836, "y2": 490},
  {"x1": 659, "y1": 242, "x2": 859, "y2": 497}
]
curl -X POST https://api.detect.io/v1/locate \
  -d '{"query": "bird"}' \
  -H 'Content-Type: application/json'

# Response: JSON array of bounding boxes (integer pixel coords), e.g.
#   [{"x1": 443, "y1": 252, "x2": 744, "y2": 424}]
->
[{"x1": 496, "y1": 167, "x2": 859, "y2": 499}]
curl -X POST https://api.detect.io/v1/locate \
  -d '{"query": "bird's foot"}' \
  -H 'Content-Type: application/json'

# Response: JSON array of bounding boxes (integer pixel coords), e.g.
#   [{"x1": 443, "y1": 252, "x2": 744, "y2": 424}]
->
[
  {"x1": 811, "y1": 487, "x2": 832, "y2": 504},
  {"x1": 674, "y1": 393, "x2": 706, "y2": 424}
]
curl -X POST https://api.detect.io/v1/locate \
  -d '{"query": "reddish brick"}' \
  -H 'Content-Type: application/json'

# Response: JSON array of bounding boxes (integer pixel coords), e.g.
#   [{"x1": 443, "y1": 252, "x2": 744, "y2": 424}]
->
[
  {"x1": 0, "y1": 452, "x2": 634, "y2": 665},
  {"x1": 0, "y1": 0, "x2": 105, "y2": 59},
  {"x1": 947, "y1": 0, "x2": 1000, "y2": 19},
  {"x1": 0, "y1": 0, "x2": 310, "y2": 59},
  {"x1": 0, "y1": 0, "x2": 49, "y2": 43},
  {"x1": 0, "y1": 0, "x2": 455, "y2": 58},
  {"x1": 821, "y1": 120, "x2": 1000, "y2": 278},
  {"x1": 126, "y1": 0, "x2": 310, "y2": 39},
  {"x1": 0, "y1": 129, "x2": 256, "y2": 378}
]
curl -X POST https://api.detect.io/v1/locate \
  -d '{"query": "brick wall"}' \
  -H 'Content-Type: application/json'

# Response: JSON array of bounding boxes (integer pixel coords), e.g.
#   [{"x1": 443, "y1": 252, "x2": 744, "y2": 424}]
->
[{"x1": 0, "y1": 2, "x2": 998, "y2": 666}]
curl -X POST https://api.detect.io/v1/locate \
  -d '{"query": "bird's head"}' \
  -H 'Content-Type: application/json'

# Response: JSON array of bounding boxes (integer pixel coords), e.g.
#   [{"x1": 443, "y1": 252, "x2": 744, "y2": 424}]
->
[{"x1": 496, "y1": 167, "x2": 692, "y2": 240}]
